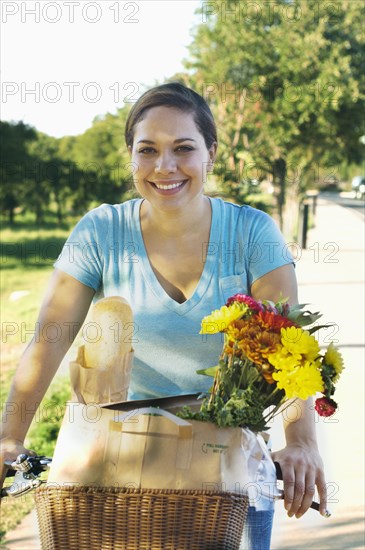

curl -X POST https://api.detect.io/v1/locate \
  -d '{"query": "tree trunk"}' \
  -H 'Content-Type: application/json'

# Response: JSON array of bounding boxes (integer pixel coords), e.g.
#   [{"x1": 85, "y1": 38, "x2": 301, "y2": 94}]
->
[
  {"x1": 36, "y1": 201, "x2": 43, "y2": 226},
  {"x1": 8, "y1": 206, "x2": 15, "y2": 225},
  {"x1": 56, "y1": 201, "x2": 63, "y2": 225},
  {"x1": 272, "y1": 158, "x2": 286, "y2": 230},
  {"x1": 54, "y1": 190, "x2": 63, "y2": 225},
  {"x1": 3, "y1": 193, "x2": 17, "y2": 225}
]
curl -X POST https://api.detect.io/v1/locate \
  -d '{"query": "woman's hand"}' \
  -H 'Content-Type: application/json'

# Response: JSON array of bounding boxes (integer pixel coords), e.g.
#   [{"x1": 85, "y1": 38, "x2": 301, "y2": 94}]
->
[
  {"x1": 0, "y1": 437, "x2": 36, "y2": 491},
  {"x1": 271, "y1": 443, "x2": 328, "y2": 518}
]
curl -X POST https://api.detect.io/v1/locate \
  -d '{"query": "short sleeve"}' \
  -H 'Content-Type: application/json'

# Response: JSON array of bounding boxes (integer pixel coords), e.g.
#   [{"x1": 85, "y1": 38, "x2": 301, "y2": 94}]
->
[
  {"x1": 54, "y1": 207, "x2": 106, "y2": 290},
  {"x1": 241, "y1": 207, "x2": 294, "y2": 287}
]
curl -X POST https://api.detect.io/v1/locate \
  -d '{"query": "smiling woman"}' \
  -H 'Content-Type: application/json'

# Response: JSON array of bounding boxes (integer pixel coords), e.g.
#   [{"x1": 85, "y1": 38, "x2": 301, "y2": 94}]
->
[{"x1": 1, "y1": 82, "x2": 328, "y2": 550}]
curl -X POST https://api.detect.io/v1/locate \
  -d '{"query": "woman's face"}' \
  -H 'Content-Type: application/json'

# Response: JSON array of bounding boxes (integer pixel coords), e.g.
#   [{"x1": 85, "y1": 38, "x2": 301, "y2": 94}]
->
[{"x1": 129, "y1": 106, "x2": 217, "y2": 211}]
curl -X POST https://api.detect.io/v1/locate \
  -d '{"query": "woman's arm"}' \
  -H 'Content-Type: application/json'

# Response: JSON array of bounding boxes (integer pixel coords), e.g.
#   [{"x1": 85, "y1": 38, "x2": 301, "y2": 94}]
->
[
  {"x1": 251, "y1": 263, "x2": 328, "y2": 517},
  {"x1": 250, "y1": 263, "x2": 298, "y2": 306},
  {"x1": 0, "y1": 269, "x2": 95, "y2": 483}
]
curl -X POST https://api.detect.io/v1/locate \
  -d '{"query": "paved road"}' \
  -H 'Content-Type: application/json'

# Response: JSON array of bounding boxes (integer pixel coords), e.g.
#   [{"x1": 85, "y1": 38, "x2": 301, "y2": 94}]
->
[
  {"x1": 322, "y1": 191, "x2": 365, "y2": 219},
  {"x1": 3, "y1": 194, "x2": 364, "y2": 550}
]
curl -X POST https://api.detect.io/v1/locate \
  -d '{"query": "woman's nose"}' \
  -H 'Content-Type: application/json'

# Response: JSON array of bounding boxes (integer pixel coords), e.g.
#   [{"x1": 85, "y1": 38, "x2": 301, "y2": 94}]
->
[{"x1": 154, "y1": 152, "x2": 176, "y2": 174}]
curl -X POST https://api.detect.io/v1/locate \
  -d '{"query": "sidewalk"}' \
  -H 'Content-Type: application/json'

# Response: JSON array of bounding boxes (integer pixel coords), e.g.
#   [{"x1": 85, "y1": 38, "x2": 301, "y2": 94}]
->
[
  {"x1": 271, "y1": 195, "x2": 365, "y2": 549},
  {"x1": 2, "y1": 195, "x2": 364, "y2": 550}
]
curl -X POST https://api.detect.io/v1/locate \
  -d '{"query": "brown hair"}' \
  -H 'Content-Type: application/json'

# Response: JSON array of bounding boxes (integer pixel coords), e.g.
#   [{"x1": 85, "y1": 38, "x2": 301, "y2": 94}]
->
[{"x1": 125, "y1": 82, "x2": 218, "y2": 150}]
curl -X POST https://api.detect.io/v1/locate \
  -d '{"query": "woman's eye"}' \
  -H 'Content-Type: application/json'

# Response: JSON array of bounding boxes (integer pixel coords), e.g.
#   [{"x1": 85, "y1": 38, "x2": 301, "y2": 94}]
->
[
  {"x1": 176, "y1": 146, "x2": 194, "y2": 152},
  {"x1": 137, "y1": 146, "x2": 193, "y2": 154},
  {"x1": 138, "y1": 147, "x2": 156, "y2": 154}
]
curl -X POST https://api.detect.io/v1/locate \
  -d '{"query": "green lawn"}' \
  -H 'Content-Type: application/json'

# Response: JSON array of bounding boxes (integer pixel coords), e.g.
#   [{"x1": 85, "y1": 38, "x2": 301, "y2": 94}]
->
[{"x1": 1, "y1": 220, "x2": 73, "y2": 540}]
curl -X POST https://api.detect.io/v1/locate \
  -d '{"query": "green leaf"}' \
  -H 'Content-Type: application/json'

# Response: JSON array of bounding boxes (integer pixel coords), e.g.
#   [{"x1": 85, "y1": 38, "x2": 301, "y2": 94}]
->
[
  {"x1": 287, "y1": 304, "x2": 323, "y2": 326},
  {"x1": 239, "y1": 363, "x2": 261, "y2": 387},
  {"x1": 308, "y1": 323, "x2": 334, "y2": 335},
  {"x1": 196, "y1": 365, "x2": 219, "y2": 377}
]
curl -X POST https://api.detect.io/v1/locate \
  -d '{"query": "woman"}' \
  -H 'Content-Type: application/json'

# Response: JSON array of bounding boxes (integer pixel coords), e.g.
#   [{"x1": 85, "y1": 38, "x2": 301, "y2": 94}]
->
[{"x1": 1, "y1": 83, "x2": 327, "y2": 549}]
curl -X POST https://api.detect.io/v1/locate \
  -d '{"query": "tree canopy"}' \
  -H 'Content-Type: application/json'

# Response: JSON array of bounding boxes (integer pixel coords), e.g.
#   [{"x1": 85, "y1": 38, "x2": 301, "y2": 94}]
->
[
  {"x1": 1, "y1": 0, "x2": 364, "y2": 227},
  {"x1": 1, "y1": 109, "x2": 132, "y2": 225},
  {"x1": 182, "y1": 0, "x2": 365, "y2": 224}
]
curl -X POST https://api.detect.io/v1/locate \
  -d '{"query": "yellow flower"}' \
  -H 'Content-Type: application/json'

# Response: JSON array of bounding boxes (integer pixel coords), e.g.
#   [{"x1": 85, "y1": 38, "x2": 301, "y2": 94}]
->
[
  {"x1": 281, "y1": 327, "x2": 320, "y2": 361},
  {"x1": 323, "y1": 342, "x2": 344, "y2": 382},
  {"x1": 268, "y1": 348, "x2": 301, "y2": 371},
  {"x1": 272, "y1": 361, "x2": 324, "y2": 400},
  {"x1": 200, "y1": 303, "x2": 244, "y2": 334}
]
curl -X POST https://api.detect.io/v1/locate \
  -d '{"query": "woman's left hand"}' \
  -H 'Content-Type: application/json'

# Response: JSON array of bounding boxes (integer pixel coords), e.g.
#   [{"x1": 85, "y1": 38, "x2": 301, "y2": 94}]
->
[{"x1": 271, "y1": 444, "x2": 328, "y2": 518}]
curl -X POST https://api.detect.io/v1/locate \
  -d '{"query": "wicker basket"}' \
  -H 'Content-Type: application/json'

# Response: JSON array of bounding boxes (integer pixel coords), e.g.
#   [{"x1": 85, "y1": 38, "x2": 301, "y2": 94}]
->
[{"x1": 35, "y1": 486, "x2": 249, "y2": 550}]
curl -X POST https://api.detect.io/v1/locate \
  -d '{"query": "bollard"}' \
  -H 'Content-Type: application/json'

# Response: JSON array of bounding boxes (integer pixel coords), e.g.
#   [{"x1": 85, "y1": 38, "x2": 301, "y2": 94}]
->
[
  {"x1": 301, "y1": 201, "x2": 309, "y2": 249},
  {"x1": 306, "y1": 190, "x2": 319, "y2": 216}
]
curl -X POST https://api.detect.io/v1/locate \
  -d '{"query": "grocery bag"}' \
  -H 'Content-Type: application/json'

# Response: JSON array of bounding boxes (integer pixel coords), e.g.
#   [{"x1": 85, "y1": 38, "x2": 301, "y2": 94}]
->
[{"x1": 48, "y1": 403, "x2": 264, "y2": 494}]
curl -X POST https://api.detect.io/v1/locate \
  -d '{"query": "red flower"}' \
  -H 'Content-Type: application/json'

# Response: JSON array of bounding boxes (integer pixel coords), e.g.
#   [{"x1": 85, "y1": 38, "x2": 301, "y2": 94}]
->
[
  {"x1": 256, "y1": 310, "x2": 296, "y2": 332},
  {"x1": 315, "y1": 396, "x2": 338, "y2": 417},
  {"x1": 226, "y1": 293, "x2": 262, "y2": 312}
]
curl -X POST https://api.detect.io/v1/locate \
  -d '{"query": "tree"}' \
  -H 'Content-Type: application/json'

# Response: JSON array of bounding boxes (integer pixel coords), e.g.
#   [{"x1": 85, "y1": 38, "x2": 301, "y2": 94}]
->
[
  {"x1": 25, "y1": 132, "x2": 63, "y2": 225},
  {"x1": 60, "y1": 108, "x2": 133, "y2": 211},
  {"x1": 183, "y1": 0, "x2": 365, "y2": 227},
  {"x1": 1, "y1": 106, "x2": 135, "y2": 225},
  {"x1": 0, "y1": 121, "x2": 37, "y2": 224}
]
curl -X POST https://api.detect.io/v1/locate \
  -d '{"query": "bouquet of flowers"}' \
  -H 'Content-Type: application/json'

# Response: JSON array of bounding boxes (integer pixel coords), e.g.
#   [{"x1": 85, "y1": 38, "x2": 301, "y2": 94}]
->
[{"x1": 179, "y1": 294, "x2": 344, "y2": 432}]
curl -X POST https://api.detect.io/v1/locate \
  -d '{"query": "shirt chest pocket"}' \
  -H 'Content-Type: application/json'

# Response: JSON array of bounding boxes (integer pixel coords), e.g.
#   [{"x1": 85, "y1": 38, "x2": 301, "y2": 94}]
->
[{"x1": 219, "y1": 273, "x2": 249, "y2": 303}]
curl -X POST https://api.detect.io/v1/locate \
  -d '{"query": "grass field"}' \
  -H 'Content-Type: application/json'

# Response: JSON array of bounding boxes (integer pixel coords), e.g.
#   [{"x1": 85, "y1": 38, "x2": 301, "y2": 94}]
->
[
  {"x1": 1, "y1": 223, "x2": 70, "y2": 390},
  {"x1": 1, "y1": 217, "x2": 74, "y2": 539}
]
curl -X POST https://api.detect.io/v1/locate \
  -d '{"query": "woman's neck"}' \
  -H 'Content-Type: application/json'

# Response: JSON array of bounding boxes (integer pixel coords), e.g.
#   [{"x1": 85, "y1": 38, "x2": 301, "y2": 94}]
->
[{"x1": 140, "y1": 195, "x2": 211, "y2": 239}]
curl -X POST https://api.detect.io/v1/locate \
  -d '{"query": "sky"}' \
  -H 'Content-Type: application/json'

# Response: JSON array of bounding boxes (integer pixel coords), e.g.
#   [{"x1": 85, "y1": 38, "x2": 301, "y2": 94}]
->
[{"x1": 1, "y1": 1, "x2": 202, "y2": 137}]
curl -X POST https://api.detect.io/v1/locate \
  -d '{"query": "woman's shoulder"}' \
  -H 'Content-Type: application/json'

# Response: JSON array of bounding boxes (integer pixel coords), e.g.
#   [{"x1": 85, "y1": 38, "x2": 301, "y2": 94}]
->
[
  {"x1": 81, "y1": 199, "x2": 141, "y2": 222},
  {"x1": 210, "y1": 196, "x2": 272, "y2": 222}
]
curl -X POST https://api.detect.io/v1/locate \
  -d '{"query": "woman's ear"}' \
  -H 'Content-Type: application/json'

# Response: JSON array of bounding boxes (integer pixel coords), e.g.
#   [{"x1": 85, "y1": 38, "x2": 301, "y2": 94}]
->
[
  {"x1": 207, "y1": 142, "x2": 217, "y2": 172},
  {"x1": 127, "y1": 145, "x2": 132, "y2": 157}
]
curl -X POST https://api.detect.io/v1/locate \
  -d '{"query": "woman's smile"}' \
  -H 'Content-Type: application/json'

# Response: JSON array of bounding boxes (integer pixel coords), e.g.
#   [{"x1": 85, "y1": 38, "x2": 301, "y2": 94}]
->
[{"x1": 148, "y1": 179, "x2": 189, "y2": 193}]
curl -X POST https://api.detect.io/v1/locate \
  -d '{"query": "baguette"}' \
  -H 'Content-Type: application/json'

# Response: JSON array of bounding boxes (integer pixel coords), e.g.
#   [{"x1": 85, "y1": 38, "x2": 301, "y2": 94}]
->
[{"x1": 84, "y1": 296, "x2": 133, "y2": 369}]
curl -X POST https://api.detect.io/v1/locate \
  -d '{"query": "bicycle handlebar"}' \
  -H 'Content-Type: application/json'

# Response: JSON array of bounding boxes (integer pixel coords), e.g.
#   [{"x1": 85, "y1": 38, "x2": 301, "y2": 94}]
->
[
  {"x1": 1, "y1": 454, "x2": 52, "y2": 498},
  {"x1": 1, "y1": 454, "x2": 330, "y2": 516}
]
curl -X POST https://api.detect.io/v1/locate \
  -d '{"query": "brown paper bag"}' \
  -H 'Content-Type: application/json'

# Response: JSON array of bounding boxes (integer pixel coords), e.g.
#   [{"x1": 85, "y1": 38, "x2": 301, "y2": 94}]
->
[
  {"x1": 69, "y1": 345, "x2": 134, "y2": 405},
  {"x1": 48, "y1": 403, "x2": 264, "y2": 494},
  {"x1": 69, "y1": 296, "x2": 135, "y2": 405}
]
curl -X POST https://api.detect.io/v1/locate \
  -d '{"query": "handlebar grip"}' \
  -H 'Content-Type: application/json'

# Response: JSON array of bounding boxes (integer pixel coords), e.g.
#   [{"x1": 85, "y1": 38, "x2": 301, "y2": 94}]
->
[{"x1": 274, "y1": 461, "x2": 283, "y2": 480}]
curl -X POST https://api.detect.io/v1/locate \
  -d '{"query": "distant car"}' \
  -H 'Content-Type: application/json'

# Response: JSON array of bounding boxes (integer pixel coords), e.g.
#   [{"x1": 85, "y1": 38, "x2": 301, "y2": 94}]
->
[
  {"x1": 318, "y1": 176, "x2": 341, "y2": 192},
  {"x1": 351, "y1": 176, "x2": 365, "y2": 198}
]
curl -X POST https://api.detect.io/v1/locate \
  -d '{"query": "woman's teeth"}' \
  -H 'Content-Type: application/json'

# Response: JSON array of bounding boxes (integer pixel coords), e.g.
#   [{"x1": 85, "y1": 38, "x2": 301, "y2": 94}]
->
[{"x1": 155, "y1": 181, "x2": 185, "y2": 190}]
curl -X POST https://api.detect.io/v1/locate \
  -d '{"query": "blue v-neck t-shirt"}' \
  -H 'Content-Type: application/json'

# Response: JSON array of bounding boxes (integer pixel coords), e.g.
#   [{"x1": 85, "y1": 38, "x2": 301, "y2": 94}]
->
[{"x1": 55, "y1": 197, "x2": 293, "y2": 400}]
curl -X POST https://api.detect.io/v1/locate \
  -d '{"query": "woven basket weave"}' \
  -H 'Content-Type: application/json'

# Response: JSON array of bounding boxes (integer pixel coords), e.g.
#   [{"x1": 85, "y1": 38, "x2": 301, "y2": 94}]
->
[{"x1": 35, "y1": 486, "x2": 249, "y2": 550}]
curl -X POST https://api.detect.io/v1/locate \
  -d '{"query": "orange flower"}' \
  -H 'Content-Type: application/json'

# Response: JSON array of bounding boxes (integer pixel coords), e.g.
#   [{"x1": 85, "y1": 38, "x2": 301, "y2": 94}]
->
[
  {"x1": 262, "y1": 369, "x2": 276, "y2": 384},
  {"x1": 223, "y1": 342, "x2": 242, "y2": 357},
  {"x1": 237, "y1": 325, "x2": 282, "y2": 366}
]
